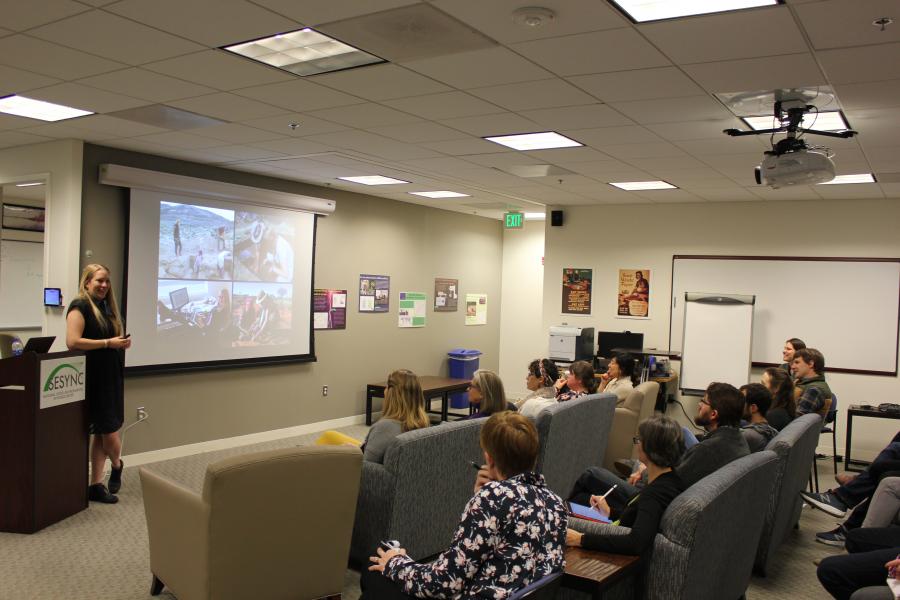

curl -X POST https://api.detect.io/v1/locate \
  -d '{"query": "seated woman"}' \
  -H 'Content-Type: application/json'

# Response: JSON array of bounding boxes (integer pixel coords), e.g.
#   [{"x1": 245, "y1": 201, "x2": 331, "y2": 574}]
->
[
  {"x1": 555, "y1": 360, "x2": 597, "y2": 402},
  {"x1": 762, "y1": 366, "x2": 796, "y2": 430},
  {"x1": 567, "y1": 416, "x2": 686, "y2": 555},
  {"x1": 361, "y1": 412, "x2": 567, "y2": 599},
  {"x1": 598, "y1": 352, "x2": 635, "y2": 405},
  {"x1": 316, "y1": 369, "x2": 429, "y2": 463},
  {"x1": 779, "y1": 337, "x2": 806, "y2": 375},
  {"x1": 516, "y1": 358, "x2": 559, "y2": 419},
  {"x1": 466, "y1": 369, "x2": 517, "y2": 419}
]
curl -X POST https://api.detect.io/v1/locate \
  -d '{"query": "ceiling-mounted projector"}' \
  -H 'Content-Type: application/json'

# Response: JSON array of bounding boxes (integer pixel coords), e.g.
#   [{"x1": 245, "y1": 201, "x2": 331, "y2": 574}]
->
[{"x1": 756, "y1": 143, "x2": 835, "y2": 189}]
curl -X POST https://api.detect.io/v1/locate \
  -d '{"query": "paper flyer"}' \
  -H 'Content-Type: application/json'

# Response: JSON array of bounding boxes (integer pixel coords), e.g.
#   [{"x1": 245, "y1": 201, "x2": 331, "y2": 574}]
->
[
  {"x1": 313, "y1": 288, "x2": 347, "y2": 330},
  {"x1": 465, "y1": 293, "x2": 487, "y2": 325},
  {"x1": 562, "y1": 268, "x2": 592, "y2": 315},
  {"x1": 434, "y1": 277, "x2": 459, "y2": 312},
  {"x1": 398, "y1": 291, "x2": 427, "y2": 327},
  {"x1": 359, "y1": 274, "x2": 390, "y2": 313},
  {"x1": 617, "y1": 268, "x2": 651, "y2": 319}
]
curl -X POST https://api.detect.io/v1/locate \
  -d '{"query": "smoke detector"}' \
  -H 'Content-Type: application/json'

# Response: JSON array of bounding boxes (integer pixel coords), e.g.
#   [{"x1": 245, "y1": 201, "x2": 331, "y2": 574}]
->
[{"x1": 512, "y1": 7, "x2": 556, "y2": 28}]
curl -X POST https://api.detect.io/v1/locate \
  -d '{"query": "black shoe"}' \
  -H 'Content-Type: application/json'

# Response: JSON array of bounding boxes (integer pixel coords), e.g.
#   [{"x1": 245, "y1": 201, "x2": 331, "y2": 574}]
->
[
  {"x1": 88, "y1": 483, "x2": 118, "y2": 504},
  {"x1": 108, "y1": 459, "x2": 124, "y2": 494}
]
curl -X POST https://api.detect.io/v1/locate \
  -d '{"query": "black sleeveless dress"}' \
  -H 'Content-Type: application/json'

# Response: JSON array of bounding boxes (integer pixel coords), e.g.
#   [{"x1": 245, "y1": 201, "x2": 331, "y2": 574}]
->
[{"x1": 66, "y1": 298, "x2": 125, "y2": 434}]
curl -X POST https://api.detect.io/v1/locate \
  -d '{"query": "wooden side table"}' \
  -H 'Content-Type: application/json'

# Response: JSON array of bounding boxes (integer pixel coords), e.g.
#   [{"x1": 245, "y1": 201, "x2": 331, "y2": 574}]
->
[{"x1": 562, "y1": 546, "x2": 641, "y2": 598}]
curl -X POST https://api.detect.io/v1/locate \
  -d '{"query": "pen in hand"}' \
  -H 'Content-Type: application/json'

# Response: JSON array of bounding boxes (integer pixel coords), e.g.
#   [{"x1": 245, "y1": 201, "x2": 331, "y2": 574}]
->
[
  {"x1": 468, "y1": 460, "x2": 483, "y2": 471},
  {"x1": 591, "y1": 484, "x2": 617, "y2": 513}
]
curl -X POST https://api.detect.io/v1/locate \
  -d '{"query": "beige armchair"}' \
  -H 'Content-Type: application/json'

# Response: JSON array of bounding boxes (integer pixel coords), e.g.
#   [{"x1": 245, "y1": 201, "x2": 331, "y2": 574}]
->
[
  {"x1": 141, "y1": 445, "x2": 362, "y2": 600},
  {"x1": 603, "y1": 381, "x2": 659, "y2": 471}
]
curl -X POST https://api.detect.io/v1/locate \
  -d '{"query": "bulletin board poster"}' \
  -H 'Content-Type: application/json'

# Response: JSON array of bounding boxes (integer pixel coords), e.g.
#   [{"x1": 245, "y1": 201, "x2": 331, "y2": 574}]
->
[
  {"x1": 398, "y1": 292, "x2": 427, "y2": 328},
  {"x1": 434, "y1": 277, "x2": 459, "y2": 312},
  {"x1": 465, "y1": 293, "x2": 488, "y2": 326},
  {"x1": 617, "y1": 269, "x2": 651, "y2": 319},
  {"x1": 359, "y1": 274, "x2": 390, "y2": 313},
  {"x1": 313, "y1": 289, "x2": 347, "y2": 330},
  {"x1": 562, "y1": 268, "x2": 592, "y2": 315}
]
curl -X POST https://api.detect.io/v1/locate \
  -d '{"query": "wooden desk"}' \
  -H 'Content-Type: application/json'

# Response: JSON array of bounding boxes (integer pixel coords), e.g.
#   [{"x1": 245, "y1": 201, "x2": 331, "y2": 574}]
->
[
  {"x1": 563, "y1": 547, "x2": 641, "y2": 598},
  {"x1": 366, "y1": 376, "x2": 471, "y2": 426},
  {"x1": 845, "y1": 404, "x2": 900, "y2": 471}
]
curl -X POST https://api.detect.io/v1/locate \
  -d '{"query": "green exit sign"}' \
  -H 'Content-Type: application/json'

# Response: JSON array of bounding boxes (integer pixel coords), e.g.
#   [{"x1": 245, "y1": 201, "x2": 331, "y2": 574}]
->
[{"x1": 504, "y1": 211, "x2": 524, "y2": 229}]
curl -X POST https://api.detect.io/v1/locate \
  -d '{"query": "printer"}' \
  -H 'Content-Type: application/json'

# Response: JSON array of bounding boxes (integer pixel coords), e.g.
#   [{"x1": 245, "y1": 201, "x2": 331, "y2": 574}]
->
[{"x1": 549, "y1": 326, "x2": 595, "y2": 364}]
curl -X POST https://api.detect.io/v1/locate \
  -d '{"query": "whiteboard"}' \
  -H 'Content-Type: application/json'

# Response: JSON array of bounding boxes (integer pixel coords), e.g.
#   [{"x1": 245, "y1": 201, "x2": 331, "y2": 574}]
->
[
  {"x1": 0, "y1": 239, "x2": 43, "y2": 328},
  {"x1": 670, "y1": 257, "x2": 900, "y2": 375},
  {"x1": 681, "y1": 294, "x2": 754, "y2": 394}
]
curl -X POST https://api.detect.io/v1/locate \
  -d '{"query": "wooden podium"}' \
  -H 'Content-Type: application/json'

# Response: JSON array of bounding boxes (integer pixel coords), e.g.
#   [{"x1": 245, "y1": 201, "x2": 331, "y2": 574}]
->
[{"x1": 0, "y1": 350, "x2": 89, "y2": 533}]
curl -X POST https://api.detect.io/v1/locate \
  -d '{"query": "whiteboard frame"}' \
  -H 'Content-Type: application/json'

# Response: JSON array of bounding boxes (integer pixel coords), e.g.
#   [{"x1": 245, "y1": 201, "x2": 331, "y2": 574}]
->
[{"x1": 669, "y1": 255, "x2": 900, "y2": 377}]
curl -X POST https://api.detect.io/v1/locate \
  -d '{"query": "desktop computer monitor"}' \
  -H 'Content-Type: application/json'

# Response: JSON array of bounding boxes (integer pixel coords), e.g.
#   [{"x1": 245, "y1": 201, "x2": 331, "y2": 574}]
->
[{"x1": 597, "y1": 331, "x2": 644, "y2": 358}]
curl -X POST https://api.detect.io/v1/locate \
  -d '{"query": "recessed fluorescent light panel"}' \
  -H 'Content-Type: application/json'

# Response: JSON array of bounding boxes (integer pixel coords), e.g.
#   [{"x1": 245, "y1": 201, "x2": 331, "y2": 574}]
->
[
  {"x1": 819, "y1": 174, "x2": 876, "y2": 185},
  {"x1": 0, "y1": 95, "x2": 93, "y2": 122},
  {"x1": 222, "y1": 28, "x2": 384, "y2": 76},
  {"x1": 610, "y1": 181, "x2": 677, "y2": 191},
  {"x1": 741, "y1": 111, "x2": 849, "y2": 132},
  {"x1": 409, "y1": 191, "x2": 470, "y2": 198},
  {"x1": 484, "y1": 132, "x2": 583, "y2": 151},
  {"x1": 610, "y1": 0, "x2": 779, "y2": 23},
  {"x1": 15, "y1": 182, "x2": 44, "y2": 187},
  {"x1": 338, "y1": 176, "x2": 410, "y2": 186},
  {"x1": 524, "y1": 212, "x2": 546, "y2": 220}
]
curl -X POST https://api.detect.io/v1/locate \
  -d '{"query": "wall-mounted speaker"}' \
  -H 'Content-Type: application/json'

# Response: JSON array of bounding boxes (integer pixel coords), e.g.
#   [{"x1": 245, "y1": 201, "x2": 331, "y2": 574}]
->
[{"x1": 551, "y1": 210, "x2": 564, "y2": 227}]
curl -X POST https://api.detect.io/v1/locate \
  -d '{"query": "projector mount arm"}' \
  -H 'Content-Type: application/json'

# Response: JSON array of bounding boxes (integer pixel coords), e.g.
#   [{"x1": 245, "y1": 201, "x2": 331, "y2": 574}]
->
[{"x1": 723, "y1": 101, "x2": 858, "y2": 142}]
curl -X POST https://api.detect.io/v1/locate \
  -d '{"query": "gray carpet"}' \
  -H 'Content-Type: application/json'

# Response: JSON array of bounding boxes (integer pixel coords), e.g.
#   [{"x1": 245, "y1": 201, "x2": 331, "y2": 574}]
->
[{"x1": 0, "y1": 427, "x2": 846, "y2": 599}]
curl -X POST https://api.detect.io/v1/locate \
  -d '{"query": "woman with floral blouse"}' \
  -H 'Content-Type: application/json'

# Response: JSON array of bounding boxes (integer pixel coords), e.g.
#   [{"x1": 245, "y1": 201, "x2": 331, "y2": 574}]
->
[{"x1": 361, "y1": 411, "x2": 567, "y2": 599}]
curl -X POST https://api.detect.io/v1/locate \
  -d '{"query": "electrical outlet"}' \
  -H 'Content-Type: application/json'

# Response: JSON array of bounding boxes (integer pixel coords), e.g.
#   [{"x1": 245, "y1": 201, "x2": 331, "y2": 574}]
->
[
  {"x1": 322, "y1": 385, "x2": 328, "y2": 397},
  {"x1": 136, "y1": 406, "x2": 148, "y2": 421}
]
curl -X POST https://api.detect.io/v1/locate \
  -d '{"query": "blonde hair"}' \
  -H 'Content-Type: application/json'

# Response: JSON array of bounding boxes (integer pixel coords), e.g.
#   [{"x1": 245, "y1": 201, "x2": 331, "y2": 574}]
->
[
  {"x1": 382, "y1": 369, "x2": 429, "y2": 432},
  {"x1": 77, "y1": 264, "x2": 122, "y2": 336},
  {"x1": 472, "y1": 369, "x2": 508, "y2": 415}
]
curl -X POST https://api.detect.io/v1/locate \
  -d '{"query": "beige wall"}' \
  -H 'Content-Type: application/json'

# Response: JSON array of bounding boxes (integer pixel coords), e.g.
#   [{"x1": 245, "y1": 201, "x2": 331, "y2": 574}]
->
[
  {"x1": 81, "y1": 144, "x2": 503, "y2": 454},
  {"x1": 542, "y1": 199, "x2": 900, "y2": 460}
]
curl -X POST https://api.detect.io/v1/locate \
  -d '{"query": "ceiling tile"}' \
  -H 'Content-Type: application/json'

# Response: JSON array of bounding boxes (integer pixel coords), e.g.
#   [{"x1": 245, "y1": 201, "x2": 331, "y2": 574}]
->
[
  {"x1": 144, "y1": 51, "x2": 294, "y2": 90},
  {"x1": 682, "y1": 53, "x2": 826, "y2": 94},
  {"x1": 21, "y1": 121, "x2": 118, "y2": 142},
  {"x1": 307, "y1": 103, "x2": 422, "y2": 128},
  {"x1": 835, "y1": 80, "x2": 900, "y2": 110},
  {"x1": 610, "y1": 96, "x2": 733, "y2": 125},
  {"x1": 0, "y1": 113, "x2": 44, "y2": 130},
  {"x1": 440, "y1": 112, "x2": 541, "y2": 136},
  {"x1": 817, "y1": 43, "x2": 900, "y2": 83},
  {"x1": 690, "y1": 189, "x2": 760, "y2": 202},
  {"x1": 454, "y1": 167, "x2": 539, "y2": 188},
  {"x1": 133, "y1": 131, "x2": 226, "y2": 150},
  {"x1": 624, "y1": 155, "x2": 709, "y2": 171},
  {"x1": 312, "y1": 64, "x2": 451, "y2": 101},
  {"x1": 29, "y1": 10, "x2": 204, "y2": 65},
  {"x1": 0, "y1": 35, "x2": 125, "y2": 79},
  {"x1": 0, "y1": 0, "x2": 89, "y2": 31},
  {"x1": 468, "y1": 79, "x2": 596, "y2": 112},
  {"x1": 367, "y1": 121, "x2": 469, "y2": 143},
  {"x1": 432, "y1": 0, "x2": 627, "y2": 44},
  {"x1": 402, "y1": 46, "x2": 553, "y2": 89},
  {"x1": 676, "y1": 136, "x2": 771, "y2": 157},
  {"x1": 749, "y1": 186, "x2": 822, "y2": 200},
  {"x1": 240, "y1": 113, "x2": 349, "y2": 136},
  {"x1": 634, "y1": 189, "x2": 705, "y2": 204},
  {"x1": 190, "y1": 123, "x2": 283, "y2": 144},
  {"x1": 249, "y1": 0, "x2": 418, "y2": 26},
  {"x1": 458, "y1": 152, "x2": 546, "y2": 168},
  {"x1": 512, "y1": 29, "x2": 670, "y2": 77},
  {"x1": 168, "y1": 93, "x2": 288, "y2": 122},
  {"x1": 421, "y1": 137, "x2": 510, "y2": 156},
  {"x1": 519, "y1": 104, "x2": 634, "y2": 130},
  {"x1": 303, "y1": 130, "x2": 443, "y2": 160},
  {"x1": 234, "y1": 79, "x2": 364, "y2": 112},
  {"x1": 795, "y1": 0, "x2": 900, "y2": 49},
  {"x1": 562, "y1": 159, "x2": 639, "y2": 176},
  {"x1": 25, "y1": 82, "x2": 148, "y2": 113},
  {"x1": 601, "y1": 142, "x2": 686, "y2": 159},
  {"x1": 0, "y1": 130, "x2": 54, "y2": 148},
  {"x1": 814, "y1": 182, "x2": 884, "y2": 199},
  {"x1": 646, "y1": 118, "x2": 747, "y2": 141},
  {"x1": 249, "y1": 137, "x2": 340, "y2": 156},
  {"x1": 568, "y1": 67, "x2": 705, "y2": 103},
  {"x1": 77, "y1": 68, "x2": 216, "y2": 103},
  {"x1": 525, "y1": 147, "x2": 617, "y2": 164},
  {"x1": 384, "y1": 91, "x2": 501, "y2": 120},
  {"x1": 400, "y1": 155, "x2": 482, "y2": 173},
  {"x1": 565, "y1": 125, "x2": 664, "y2": 147},
  {"x1": 639, "y1": 6, "x2": 808, "y2": 64},
  {"x1": 0, "y1": 64, "x2": 60, "y2": 96},
  {"x1": 207, "y1": 144, "x2": 289, "y2": 161},
  {"x1": 55, "y1": 114, "x2": 167, "y2": 137},
  {"x1": 107, "y1": 0, "x2": 300, "y2": 47}
]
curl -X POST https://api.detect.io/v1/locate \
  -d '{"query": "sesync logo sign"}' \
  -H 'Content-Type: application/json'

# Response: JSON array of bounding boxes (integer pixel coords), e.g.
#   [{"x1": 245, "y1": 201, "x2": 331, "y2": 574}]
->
[{"x1": 40, "y1": 356, "x2": 86, "y2": 409}]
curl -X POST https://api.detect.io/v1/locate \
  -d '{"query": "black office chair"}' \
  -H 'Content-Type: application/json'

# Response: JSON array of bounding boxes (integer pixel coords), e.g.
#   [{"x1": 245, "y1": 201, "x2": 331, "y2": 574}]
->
[{"x1": 810, "y1": 394, "x2": 839, "y2": 493}]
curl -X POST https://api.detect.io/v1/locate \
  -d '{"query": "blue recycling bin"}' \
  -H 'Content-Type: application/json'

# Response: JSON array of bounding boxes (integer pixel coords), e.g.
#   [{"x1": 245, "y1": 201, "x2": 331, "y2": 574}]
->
[{"x1": 448, "y1": 348, "x2": 481, "y2": 409}]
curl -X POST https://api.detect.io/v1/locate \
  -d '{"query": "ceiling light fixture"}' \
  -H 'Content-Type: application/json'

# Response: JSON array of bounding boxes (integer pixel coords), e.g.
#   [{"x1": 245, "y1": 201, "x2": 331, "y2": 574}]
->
[
  {"x1": 338, "y1": 176, "x2": 410, "y2": 186},
  {"x1": 524, "y1": 212, "x2": 546, "y2": 220},
  {"x1": 741, "y1": 110, "x2": 850, "y2": 132},
  {"x1": 15, "y1": 182, "x2": 44, "y2": 187},
  {"x1": 818, "y1": 173, "x2": 877, "y2": 185},
  {"x1": 484, "y1": 131, "x2": 583, "y2": 151},
  {"x1": 409, "y1": 191, "x2": 470, "y2": 198},
  {"x1": 609, "y1": 0, "x2": 778, "y2": 23},
  {"x1": 222, "y1": 28, "x2": 384, "y2": 76},
  {"x1": 0, "y1": 95, "x2": 93, "y2": 122},
  {"x1": 609, "y1": 181, "x2": 677, "y2": 191}
]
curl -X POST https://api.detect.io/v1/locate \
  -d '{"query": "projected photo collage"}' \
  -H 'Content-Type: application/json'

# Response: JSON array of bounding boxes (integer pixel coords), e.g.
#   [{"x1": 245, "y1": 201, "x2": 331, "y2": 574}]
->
[{"x1": 156, "y1": 202, "x2": 296, "y2": 348}]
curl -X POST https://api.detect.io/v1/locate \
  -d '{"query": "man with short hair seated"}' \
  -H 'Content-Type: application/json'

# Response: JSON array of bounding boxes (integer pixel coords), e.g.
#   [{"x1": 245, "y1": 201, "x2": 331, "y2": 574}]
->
[
  {"x1": 793, "y1": 347, "x2": 833, "y2": 417},
  {"x1": 740, "y1": 383, "x2": 780, "y2": 452},
  {"x1": 569, "y1": 382, "x2": 750, "y2": 513}
]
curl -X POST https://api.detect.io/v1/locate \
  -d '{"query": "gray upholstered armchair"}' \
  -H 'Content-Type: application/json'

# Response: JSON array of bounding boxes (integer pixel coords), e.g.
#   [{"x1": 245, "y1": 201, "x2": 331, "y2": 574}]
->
[{"x1": 140, "y1": 445, "x2": 362, "y2": 600}]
